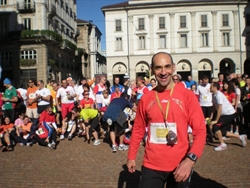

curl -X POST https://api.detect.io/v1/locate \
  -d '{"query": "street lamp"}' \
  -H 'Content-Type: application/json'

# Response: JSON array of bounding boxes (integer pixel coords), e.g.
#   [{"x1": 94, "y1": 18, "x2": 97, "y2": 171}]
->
[
  {"x1": 203, "y1": 63, "x2": 207, "y2": 70},
  {"x1": 118, "y1": 65, "x2": 121, "y2": 72},
  {"x1": 141, "y1": 64, "x2": 144, "y2": 71},
  {"x1": 182, "y1": 64, "x2": 186, "y2": 70}
]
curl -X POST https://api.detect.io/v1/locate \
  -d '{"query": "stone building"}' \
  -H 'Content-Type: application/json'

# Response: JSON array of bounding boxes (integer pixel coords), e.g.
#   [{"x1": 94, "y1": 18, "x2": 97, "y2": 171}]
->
[{"x1": 102, "y1": 0, "x2": 250, "y2": 82}]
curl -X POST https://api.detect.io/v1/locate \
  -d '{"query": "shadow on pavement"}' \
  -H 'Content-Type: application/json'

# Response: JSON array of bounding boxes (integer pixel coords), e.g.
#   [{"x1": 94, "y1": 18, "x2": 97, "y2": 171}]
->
[
  {"x1": 117, "y1": 166, "x2": 227, "y2": 188},
  {"x1": 191, "y1": 171, "x2": 227, "y2": 188},
  {"x1": 118, "y1": 164, "x2": 141, "y2": 188}
]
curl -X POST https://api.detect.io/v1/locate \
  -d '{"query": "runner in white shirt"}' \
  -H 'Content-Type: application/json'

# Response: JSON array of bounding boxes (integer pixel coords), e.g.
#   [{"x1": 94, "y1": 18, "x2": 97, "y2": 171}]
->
[
  {"x1": 196, "y1": 75, "x2": 213, "y2": 119},
  {"x1": 35, "y1": 80, "x2": 51, "y2": 114},
  {"x1": 56, "y1": 79, "x2": 76, "y2": 119},
  {"x1": 17, "y1": 85, "x2": 27, "y2": 106},
  {"x1": 209, "y1": 82, "x2": 247, "y2": 151}
]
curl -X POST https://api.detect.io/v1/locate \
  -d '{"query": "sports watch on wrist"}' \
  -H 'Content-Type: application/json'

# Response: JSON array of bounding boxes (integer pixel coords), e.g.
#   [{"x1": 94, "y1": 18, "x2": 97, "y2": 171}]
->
[{"x1": 186, "y1": 153, "x2": 197, "y2": 162}]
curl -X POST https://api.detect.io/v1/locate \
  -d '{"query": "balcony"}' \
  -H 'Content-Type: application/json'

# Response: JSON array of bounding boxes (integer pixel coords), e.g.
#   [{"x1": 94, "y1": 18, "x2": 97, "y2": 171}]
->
[
  {"x1": 17, "y1": 1, "x2": 36, "y2": 13},
  {"x1": 47, "y1": 4, "x2": 56, "y2": 17}
]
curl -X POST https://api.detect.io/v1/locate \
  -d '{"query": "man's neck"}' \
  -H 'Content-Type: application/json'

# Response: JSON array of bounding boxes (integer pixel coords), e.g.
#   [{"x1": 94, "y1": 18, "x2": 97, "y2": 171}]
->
[{"x1": 157, "y1": 82, "x2": 174, "y2": 92}]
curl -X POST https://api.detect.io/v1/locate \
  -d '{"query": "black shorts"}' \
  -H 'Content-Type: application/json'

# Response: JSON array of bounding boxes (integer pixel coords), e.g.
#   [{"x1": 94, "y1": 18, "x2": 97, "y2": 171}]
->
[
  {"x1": 201, "y1": 106, "x2": 212, "y2": 119},
  {"x1": 110, "y1": 121, "x2": 128, "y2": 134},
  {"x1": 89, "y1": 115, "x2": 100, "y2": 131},
  {"x1": 213, "y1": 113, "x2": 237, "y2": 136},
  {"x1": 37, "y1": 105, "x2": 50, "y2": 114}
]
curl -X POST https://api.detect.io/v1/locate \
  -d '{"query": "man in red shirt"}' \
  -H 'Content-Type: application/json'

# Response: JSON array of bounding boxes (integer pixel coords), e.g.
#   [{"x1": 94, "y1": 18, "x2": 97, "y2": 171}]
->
[
  {"x1": 127, "y1": 52, "x2": 206, "y2": 188},
  {"x1": 136, "y1": 76, "x2": 149, "y2": 100}
]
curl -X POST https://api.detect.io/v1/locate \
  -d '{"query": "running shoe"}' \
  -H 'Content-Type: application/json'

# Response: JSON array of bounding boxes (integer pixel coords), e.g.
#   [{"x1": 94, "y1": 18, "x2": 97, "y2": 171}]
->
[
  {"x1": 222, "y1": 136, "x2": 230, "y2": 141},
  {"x1": 60, "y1": 135, "x2": 65, "y2": 140},
  {"x1": 118, "y1": 144, "x2": 128, "y2": 151},
  {"x1": 7, "y1": 145, "x2": 13, "y2": 151},
  {"x1": 68, "y1": 135, "x2": 73, "y2": 141},
  {"x1": 214, "y1": 143, "x2": 227, "y2": 151},
  {"x1": 93, "y1": 140, "x2": 101, "y2": 146},
  {"x1": 19, "y1": 143, "x2": 25, "y2": 146},
  {"x1": 107, "y1": 118, "x2": 112, "y2": 126},
  {"x1": 240, "y1": 134, "x2": 247, "y2": 147},
  {"x1": 51, "y1": 142, "x2": 56, "y2": 149},
  {"x1": 112, "y1": 145, "x2": 117, "y2": 153},
  {"x1": 26, "y1": 142, "x2": 32, "y2": 147}
]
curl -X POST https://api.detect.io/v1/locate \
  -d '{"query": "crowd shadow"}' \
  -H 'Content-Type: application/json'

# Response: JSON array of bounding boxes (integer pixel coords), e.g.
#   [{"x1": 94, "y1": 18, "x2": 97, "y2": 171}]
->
[{"x1": 117, "y1": 165, "x2": 227, "y2": 188}]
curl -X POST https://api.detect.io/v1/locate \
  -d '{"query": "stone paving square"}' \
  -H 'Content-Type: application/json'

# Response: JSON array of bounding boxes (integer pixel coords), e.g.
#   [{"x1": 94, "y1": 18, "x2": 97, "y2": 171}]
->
[{"x1": 0, "y1": 136, "x2": 249, "y2": 188}]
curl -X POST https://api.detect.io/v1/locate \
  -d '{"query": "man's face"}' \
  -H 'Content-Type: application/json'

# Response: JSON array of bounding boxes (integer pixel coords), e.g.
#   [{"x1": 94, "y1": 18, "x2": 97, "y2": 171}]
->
[
  {"x1": 202, "y1": 78, "x2": 209, "y2": 85},
  {"x1": 52, "y1": 84, "x2": 58, "y2": 91},
  {"x1": 246, "y1": 78, "x2": 250, "y2": 85},
  {"x1": 115, "y1": 87, "x2": 120, "y2": 93},
  {"x1": 188, "y1": 76, "x2": 192, "y2": 81},
  {"x1": 151, "y1": 53, "x2": 175, "y2": 88},
  {"x1": 37, "y1": 81, "x2": 43, "y2": 89},
  {"x1": 114, "y1": 78, "x2": 119, "y2": 85},
  {"x1": 218, "y1": 74, "x2": 224, "y2": 81},
  {"x1": 136, "y1": 79, "x2": 142, "y2": 86},
  {"x1": 47, "y1": 108, "x2": 53, "y2": 114},
  {"x1": 101, "y1": 77, "x2": 106, "y2": 84},
  {"x1": 28, "y1": 80, "x2": 34, "y2": 87},
  {"x1": 62, "y1": 80, "x2": 68, "y2": 88},
  {"x1": 172, "y1": 76, "x2": 179, "y2": 83}
]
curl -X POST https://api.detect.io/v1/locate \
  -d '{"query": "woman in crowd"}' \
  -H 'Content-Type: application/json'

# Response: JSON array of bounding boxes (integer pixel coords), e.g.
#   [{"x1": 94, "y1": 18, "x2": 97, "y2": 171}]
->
[
  {"x1": 79, "y1": 90, "x2": 95, "y2": 109},
  {"x1": 150, "y1": 78, "x2": 157, "y2": 89},
  {"x1": 0, "y1": 116, "x2": 14, "y2": 151}
]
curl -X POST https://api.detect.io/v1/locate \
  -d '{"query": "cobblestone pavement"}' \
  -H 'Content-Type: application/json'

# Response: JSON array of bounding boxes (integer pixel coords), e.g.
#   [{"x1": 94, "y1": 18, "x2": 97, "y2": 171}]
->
[{"x1": 0, "y1": 136, "x2": 249, "y2": 188}]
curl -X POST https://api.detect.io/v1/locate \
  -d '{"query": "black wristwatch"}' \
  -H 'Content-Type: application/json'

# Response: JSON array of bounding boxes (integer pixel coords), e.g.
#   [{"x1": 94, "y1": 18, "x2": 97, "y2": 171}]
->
[{"x1": 186, "y1": 153, "x2": 197, "y2": 162}]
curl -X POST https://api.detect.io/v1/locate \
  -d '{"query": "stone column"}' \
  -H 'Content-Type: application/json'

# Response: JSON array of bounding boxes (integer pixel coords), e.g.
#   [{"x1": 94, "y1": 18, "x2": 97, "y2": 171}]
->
[
  {"x1": 169, "y1": 13, "x2": 175, "y2": 53},
  {"x1": 191, "y1": 12, "x2": 196, "y2": 52},
  {"x1": 233, "y1": 10, "x2": 240, "y2": 51},
  {"x1": 128, "y1": 15, "x2": 134, "y2": 55},
  {"x1": 212, "y1": 11, "x2": 218, "y2": 52},
  {"x1": 148, "y1": 14, "x2": 154, "y2": 54}
]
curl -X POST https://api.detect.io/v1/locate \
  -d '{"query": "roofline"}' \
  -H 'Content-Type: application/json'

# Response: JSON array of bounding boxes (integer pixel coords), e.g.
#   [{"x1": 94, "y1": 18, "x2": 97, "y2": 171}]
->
[{"x1": 77, "y1": 19, "x2": 102, "y2": 36}]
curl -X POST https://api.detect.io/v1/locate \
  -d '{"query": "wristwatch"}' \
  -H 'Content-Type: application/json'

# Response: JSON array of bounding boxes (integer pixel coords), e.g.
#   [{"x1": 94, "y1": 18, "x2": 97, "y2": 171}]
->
[{"x1": 186, "y1": 153, "x2": 197, "y2": 162}]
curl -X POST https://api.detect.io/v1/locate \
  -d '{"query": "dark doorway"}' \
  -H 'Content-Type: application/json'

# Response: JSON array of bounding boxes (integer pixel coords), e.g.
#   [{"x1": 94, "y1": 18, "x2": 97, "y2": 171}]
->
[
  {"x1": 219, "y1": 59, "x2": 235, "y2": 74},
  {"x1": 198, "y1": 71, "x2": 211, "y2": 81},
  {"x1": 113, "y1": 74, "x2": 125, "y2": 85},
  {"x1": 177, "y1": 71, "x2": 191, "y2": 81},
  {"x1": 136, "y1": 72, "x2": 146, "y2": 79},
  {"x1": 244, "y1": 59, "x2": 250, "y2": 76}
]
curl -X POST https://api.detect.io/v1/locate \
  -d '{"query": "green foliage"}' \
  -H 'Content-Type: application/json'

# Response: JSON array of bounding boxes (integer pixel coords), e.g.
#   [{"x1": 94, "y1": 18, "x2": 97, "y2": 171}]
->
[
  {"x1": 20, "y1": 59, "x2": 36, "y2": 66},
  {"x1": 48, "y1": 59, "x2": 56, "y2": 67},
  {"x1": 63, "y1": 39, "x2": 77, "y2": 51}
]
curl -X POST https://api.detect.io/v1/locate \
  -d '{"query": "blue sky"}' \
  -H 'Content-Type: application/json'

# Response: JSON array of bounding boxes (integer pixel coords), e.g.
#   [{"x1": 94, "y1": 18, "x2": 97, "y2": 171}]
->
[{"x1": 77, "y1": 0, "x2": 126, "y2": 51}]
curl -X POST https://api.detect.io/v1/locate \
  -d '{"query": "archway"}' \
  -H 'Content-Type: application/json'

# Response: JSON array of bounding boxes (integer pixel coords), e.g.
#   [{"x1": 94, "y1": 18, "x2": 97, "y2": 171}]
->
[
  {"x1": 219, "y1": 58, "x2": 235, "y2": 75},
  {"x1": 177, "y1": 60, "x2": 192, "y2": 81},
  {"x1": 198, "y1": 59, "x2": 213, "y2": 81},
  {"x1": 244, "y1": 59, "x2": 250, "y2": 76},
  {"x1": 135, "y1": 61, "x2": 149, "y2": 79},
  {"x1": 112, "y1": 62, "x2": 127, "y2": 84}
]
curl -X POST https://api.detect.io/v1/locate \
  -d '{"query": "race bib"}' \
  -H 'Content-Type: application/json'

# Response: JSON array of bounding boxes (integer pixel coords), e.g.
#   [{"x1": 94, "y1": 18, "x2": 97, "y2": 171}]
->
[
  {"x1": 150, "y1": 122, "x2": 177, "y2": 144},
  {"x1": 29, "y1": 93, "x2": 36, "y2": 99},
  {"x1": 36, "y1": 128, "x2": 45, "y2": 135},
  {"x1": 203, "y1": 95, "x2": 208, "y2": 100}
]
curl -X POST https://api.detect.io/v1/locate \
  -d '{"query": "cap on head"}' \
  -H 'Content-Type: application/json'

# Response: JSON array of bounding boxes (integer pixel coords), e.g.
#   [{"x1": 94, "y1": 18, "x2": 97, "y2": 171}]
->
[{"x1": 3, "y1": 78, "x2": 11, "y2": 85}]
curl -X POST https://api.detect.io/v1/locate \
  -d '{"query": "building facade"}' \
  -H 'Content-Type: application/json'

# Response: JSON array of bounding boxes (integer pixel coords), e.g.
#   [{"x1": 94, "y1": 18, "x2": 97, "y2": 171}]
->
[
  {"x1": 0, "y1": 0, "x2": 81, "y2": 88},
  {"x1": 102, "y1": 0, "x2": 250, "y2": 82},
  {"x1": 77, "y1": 19, "x2": 106, "y2": 80}
]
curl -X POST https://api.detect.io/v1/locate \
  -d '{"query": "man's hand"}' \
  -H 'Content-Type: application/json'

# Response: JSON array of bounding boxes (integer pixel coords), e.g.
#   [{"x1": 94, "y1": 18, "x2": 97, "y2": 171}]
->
[
  {"x1": 210, "y1": 120, "x2": 218, "y2": 126},
  {"x1": 174, "y1": 158, "x2": 194, "y2": 182},
  {"x1": 45, "y1": 137, "x2": 49, "y2": 143},
  {"x1": 57, "y1": 106, "x2": 62, "y2": 112},
  {"x1": 1, "y1": 97, "x2": 7, "y2": 102},
  {"x1": 127, "y1": 160, "x2": 136, "y2": 173}
]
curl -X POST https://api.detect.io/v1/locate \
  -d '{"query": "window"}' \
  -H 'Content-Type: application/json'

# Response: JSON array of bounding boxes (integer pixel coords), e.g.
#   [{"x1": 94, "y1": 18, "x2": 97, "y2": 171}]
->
[
  {"x1": 201, "y1": 15, "x2": 207, "y2": 27},
  {"x1": 0, "y1": 20, "x2": 7, "y2": 41},
  {"x1": 0, "y1": 0, "x2": 7, "y2": 5},
  {"x1": 180, "y1": 16, "x2": 186, "y2": 28},
  {"x1": 115, "y1": 20, "x2": 122, "y2": 31},
  {"x1": 138, "y1": 36, "x2": 145, "y2": 49},
  {"x1": 1, "y1": 51, "x2": 12, "y2": 62},
  {"x1": 20, "y1": 50, "x2": 37, "y2": 59},
  {"x1": 159, "y1": 17, "x2": 165, "y2": 29},
  {"x1": 159, "y1": 35, "x2": 166, "y2": 48},
  {"x1": 246, "y1": 14, "x2": 250, "y2": 26},
  {"x1": 23, "y1": 18, "x2": 31, "y2": 30},
  {"x1": 24, "y1": 0, "x2": 31, "y2": 9},
  {"x1": 21, "y1": 69, "x2": 37, "y2": 88},
  {"x1": 138, "y1": 18, "x2": 145, "y2": 30},
  {"x1": 201, "y1": 33, "x2": 209, "y2": 46},
  {"x1": 115, "y1": 37, "x2": 122, "y2": 51},
  {"x1": 223, "y1": 32, "x2": 230, "y2": 46},
  {"x1": 180, "y1": 34, "x2": 187, "y2": 47},
  {"x1": 222, "y1": 14, "x2": 229, "y2": 26}
]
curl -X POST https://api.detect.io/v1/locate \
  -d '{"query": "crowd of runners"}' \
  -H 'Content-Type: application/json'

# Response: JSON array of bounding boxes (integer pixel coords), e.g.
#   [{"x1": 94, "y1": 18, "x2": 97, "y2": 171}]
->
[{"x1": 0, "y1": 68, "x2": 249, "y2": 152}]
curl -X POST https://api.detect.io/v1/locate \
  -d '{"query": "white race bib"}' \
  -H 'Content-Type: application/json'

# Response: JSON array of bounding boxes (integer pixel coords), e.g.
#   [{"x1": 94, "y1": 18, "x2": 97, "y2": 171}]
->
[{"x1": 150, "y1": 122, "x2": 177, "y2": 144}]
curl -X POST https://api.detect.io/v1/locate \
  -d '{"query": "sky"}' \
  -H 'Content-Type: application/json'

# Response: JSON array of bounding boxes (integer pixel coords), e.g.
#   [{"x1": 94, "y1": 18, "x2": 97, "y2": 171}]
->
[{"x1": 77, "y1": 0, "x2": 126, "y2": 51}]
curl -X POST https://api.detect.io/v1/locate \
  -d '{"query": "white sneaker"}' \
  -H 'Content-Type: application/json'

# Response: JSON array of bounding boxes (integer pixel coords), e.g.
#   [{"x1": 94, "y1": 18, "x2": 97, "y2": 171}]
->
[
  {"x1": 112, "y1": 145, "x2": 117, "y2": 153},
  {"x1": 214, "y1": 143, "x2": 227, "y2": 151},
  {"x1": 60, "y1": 135, "x2": 65, "y2": 140},
  {"x1": 240, "y1": 135, "x2": 247, "y2": 147},
  {"x1": 93, "y1": 140, "x2": 101, "y2": 146},
  {"x1": 118, "y1": 144, "x2": 128, "y2": 151},
  {"x1": 19, "y1": 143, "x2": 24, "y2": 146},
  {"x1": 222, "y1": 136, "x2": 230, "y2": 141},
  {"x1": 26, "y1": 142, "x2": 32, "y2": 147},
  {"x1": 234, "y1": 131, "x2": 239, "y2": 135},
  {"x1": 107, "y1": 118, "x2": 112, "y2": 126}
]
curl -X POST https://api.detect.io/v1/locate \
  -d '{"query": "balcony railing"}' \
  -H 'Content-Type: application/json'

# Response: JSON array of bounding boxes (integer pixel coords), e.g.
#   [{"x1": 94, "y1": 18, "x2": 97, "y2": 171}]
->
[{"x1": 17, "y1": 1, "x2": 36, "y2": 12}]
